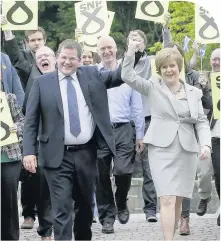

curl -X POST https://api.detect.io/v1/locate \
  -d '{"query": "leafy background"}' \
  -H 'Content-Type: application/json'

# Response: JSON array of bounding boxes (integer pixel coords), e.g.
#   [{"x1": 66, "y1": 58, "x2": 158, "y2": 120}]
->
[{"x1": 9, "y1": 1, "x2": 220, "y2": 70}]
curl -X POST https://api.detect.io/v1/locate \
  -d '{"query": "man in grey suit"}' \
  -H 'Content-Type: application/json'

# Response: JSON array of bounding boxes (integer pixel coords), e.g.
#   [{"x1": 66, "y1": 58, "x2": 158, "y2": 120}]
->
[{"x1": 23, "y1": 39, "x2": 122, "y2": 240}]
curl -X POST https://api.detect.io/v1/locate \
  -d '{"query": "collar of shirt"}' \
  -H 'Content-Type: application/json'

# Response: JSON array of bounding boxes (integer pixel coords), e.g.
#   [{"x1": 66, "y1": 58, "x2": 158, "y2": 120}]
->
[
  {"x1": 97, "y1": 60, "x2": 120, "y2": 71},
  {"x1": 31, "y1": 51, "x2": 36, "y2": 60},
  {"x1": 139, "y1": 52, "x2": 154, "y2": 61},
  {"x1": 58, "y1": 71, "x2": 77, "y2": 82}
]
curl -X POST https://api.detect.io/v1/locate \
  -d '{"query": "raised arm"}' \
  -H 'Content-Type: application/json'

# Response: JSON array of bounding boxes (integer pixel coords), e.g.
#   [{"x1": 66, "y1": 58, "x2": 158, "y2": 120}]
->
[
  {"x1": 189, "y1": 41, "x2": 200, "y2": 70},
  {"x1": 3, "y1": 29, "x2": 32, "y2": 87},
  {"x1": 162, "y1": 12, "x2": 172, "y2": 47},
  {"x1": 11, "y1": 63, "x2": 25, "y2": 106},
  {"x1": 99, "y1": 65, "x2": 124, "y2": 89},
  {"x1": 121, "y1": 37, "x2": 154, "y2": 96}
]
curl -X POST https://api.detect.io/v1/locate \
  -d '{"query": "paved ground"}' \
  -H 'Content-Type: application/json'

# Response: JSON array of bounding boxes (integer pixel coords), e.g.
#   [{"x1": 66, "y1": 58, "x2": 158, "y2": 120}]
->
[{"x1": 20, "y1": 214, "x2": 220, "y2": 240}]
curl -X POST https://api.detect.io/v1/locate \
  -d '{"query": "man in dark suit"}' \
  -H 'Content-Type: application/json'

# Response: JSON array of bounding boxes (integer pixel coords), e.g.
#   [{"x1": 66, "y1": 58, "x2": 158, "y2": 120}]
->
[
  {"x1": 2, "y1": 17, "x2": 46, "y2": 89},
  {"x1": 23, "y1": 39, "x2": 122, "y2": 240}
]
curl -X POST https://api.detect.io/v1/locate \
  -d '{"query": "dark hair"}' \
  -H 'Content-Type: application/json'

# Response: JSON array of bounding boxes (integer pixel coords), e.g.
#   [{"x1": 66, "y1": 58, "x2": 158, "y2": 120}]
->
[
  {"x1": 25, "y1": 27, "x2": 46, "y2": 41},
  {"x1": 83, "y1": 50, "x2": 94, "y2": 58},
  {"x1": 57, "y1": 39, "x2": 82, "y2": 59},
  {"x1": 164, "y1": 42, "x2": 189, "y2": 73}
]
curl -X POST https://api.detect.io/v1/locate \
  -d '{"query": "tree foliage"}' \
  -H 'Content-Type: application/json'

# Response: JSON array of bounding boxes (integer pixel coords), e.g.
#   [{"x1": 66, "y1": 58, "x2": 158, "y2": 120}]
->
[{"x1": 11, "y1": 1, "x2": 219, "y2": 70}]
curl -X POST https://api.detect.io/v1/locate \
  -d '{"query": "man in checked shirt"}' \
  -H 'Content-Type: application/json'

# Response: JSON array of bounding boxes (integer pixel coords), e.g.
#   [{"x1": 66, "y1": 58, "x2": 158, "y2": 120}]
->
[{"x1": 0, "y1": 90, "x2": 24, "y2": 240}]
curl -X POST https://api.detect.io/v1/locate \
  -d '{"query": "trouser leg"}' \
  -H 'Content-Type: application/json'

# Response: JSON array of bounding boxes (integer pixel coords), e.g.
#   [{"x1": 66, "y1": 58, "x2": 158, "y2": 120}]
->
[
  {"x1": 96, "y1": 146, "x2": 116, "y2": 225},
  {"x1": 181, "y1": 197, "x2": 191, "y2": 218},
  {"x1": 1, "y1": 161, "x2": 21, "y2": 240},
  {"x1": 211, "y1": 138, "x2": 220, "y2": 199},
  {"x1": 35, "y1": 166, "x2": 53, "y2": 237}
]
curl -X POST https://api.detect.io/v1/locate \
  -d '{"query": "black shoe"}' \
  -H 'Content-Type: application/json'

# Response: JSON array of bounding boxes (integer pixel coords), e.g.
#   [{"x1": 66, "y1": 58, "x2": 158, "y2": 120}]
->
[
  {"x1": 102, "y1": 222, "x2": 114, "y2": 234},
  {"x1": 217, "y1": 214, "x2": 220, "y2": 226},
  {"x1": 117, "y1": 203, "x2": 130, "y2": 224},
  {"x1": 145, "y1": 210, "x2": 158, "y2": 222},
  {"x1": 196, "y1": 197, "x2": 211, "y2": 216}
]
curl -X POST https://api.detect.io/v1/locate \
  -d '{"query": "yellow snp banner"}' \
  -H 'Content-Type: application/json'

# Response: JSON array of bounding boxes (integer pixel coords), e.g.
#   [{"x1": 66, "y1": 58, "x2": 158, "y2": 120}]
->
[
  {"x1": 150, "y1": 59, "x2": 185, "y2": 81},
  {"x1": 195, "y1": 4, "x2": 220, "y2": 44},
  {"x1": 2, "y1": 0, "x2": 38, "y2": 31},
  {"x1": 135, "y1": 1, "x2": 169, "y2": 24},
  {"x1": 75, "y1": 1, "x2": 114, "y2": 52},
  {"x1": 211, "y1": 72, "x2": 220, "y2": 119},
  {"x1": 0, "y1": 92, "x2": 18, "y2": 147}
]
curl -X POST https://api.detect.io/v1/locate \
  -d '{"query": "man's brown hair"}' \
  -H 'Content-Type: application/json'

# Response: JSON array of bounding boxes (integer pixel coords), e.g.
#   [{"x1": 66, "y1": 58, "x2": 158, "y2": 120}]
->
[
  {"x1": 57, "y1": 39, "x2": 82, "y2": 59},
  {"x1": 25, "y1": 27, "x2": 46, "y2": 41}
]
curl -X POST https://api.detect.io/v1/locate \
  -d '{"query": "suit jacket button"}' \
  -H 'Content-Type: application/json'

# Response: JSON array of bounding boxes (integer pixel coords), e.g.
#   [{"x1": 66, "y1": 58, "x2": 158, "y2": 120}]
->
[{"x1": 62, "y1": 137, "x2": 64, "y2": 140}]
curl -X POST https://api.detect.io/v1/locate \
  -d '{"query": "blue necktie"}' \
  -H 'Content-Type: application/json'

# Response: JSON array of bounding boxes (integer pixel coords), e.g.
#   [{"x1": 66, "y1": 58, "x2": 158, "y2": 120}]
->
[{"x1": 66, "y1": 76, "x2": 81, "y2": 137}]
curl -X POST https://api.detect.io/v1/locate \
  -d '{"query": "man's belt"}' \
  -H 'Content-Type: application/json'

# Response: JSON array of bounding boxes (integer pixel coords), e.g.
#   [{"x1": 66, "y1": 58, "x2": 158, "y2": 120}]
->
[
  {"x1": 145, "y1": 116, "x2": 151, "y2": 122},
  {"x1": 112, "y1": 122, "x2": 128, "y2": 129},
  {"x1": 64, "y1": 138, "x2": 93, "y2": 151}
]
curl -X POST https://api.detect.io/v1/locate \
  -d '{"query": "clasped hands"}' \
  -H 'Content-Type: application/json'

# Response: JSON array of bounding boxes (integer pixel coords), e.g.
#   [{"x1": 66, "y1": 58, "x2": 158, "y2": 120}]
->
[{"x1": 126, "y1": 31, "x2": 144, "y2": 56}]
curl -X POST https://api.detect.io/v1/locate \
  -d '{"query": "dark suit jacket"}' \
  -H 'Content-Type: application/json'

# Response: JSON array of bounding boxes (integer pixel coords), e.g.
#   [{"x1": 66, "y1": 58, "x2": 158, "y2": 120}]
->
[
  {"x1": 22, "y1": 65, "x2": 42, "y2": 115},
  {"x1": 4, "y1": 38, "x2": 36, "y2": 90},
  {"x1": 207, "y1": 108, "x2": 217, "y2": 131},
  {"x1": 1, "y1": 52, "x2": 24, "y2": 106},
  {"x1": 3, "y1": 38, "x2": 43, "y2": 113},
  {"x1": 23, "y1": 67, "x2": 123, "y2": 168}
]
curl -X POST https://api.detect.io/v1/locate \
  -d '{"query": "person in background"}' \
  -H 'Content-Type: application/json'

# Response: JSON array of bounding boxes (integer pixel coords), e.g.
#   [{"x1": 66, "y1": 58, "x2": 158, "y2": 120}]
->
[
  {"x1": 1, "y1": 15, "x2": 48, "y2": 230},
  {"x1": 2, "y1": 19, "x2": 53, "y2": 241},
  {"x1": 95, "y1": 35, "x2": 144, "y2": 234},
  {"x1": 121, "y1": 41, "x2": 211, "y2": 241},
  {"x1": 1, "y1": 86, "x2": 24, "y2": 240},
  {"x1": 82, "y1": 50, "x2": 94, "y2": 65},
  {"x1": 207, "y1": 48, "x2": 220, "y2": 226},
  {"x1": 2, "y1": 15, "x2": 46, "y2": 89},
  {"x1": 0, "y1": 52, "x2": 24, "y2": 106},
  {"x1": 82, "y1": 48, "x2": 98, "y2": 223}
]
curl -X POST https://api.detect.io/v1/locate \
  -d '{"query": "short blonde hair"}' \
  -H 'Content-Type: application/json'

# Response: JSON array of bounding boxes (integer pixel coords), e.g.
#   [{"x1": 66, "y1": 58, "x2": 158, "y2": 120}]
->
[{"x1": 155, "y1": 47, "x2": 183, "y2": 75}]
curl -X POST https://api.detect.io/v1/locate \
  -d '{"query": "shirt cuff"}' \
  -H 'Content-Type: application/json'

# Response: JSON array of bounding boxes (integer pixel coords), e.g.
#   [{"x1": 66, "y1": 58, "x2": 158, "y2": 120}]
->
[
  {"x1": 4, "y1": 31, "x2": 15, "y2": 41},
  {"x1": 136, "y1": 131, "x2": 144, "y2": 140}
]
